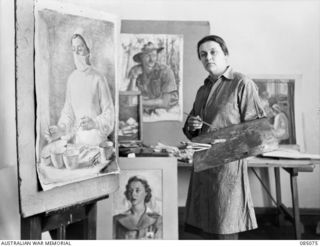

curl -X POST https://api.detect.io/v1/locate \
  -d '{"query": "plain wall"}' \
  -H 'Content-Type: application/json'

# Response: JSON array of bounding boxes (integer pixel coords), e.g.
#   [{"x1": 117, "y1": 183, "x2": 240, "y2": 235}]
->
[
  {"x1": 0, "y1": 0, "x2": 20, "y2": 240},
  {"x1": 0, "y1": 0, "x2": 16, "y2": 168},
  {"x1": 1, "y1": 0, "x2": 320, "y2": 239}
]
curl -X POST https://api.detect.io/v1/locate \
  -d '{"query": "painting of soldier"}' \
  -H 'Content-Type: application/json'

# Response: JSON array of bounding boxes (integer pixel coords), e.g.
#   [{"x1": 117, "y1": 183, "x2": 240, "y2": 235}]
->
[{"x1": 120, "y1": 34, "x2": 183, "y2": 122}]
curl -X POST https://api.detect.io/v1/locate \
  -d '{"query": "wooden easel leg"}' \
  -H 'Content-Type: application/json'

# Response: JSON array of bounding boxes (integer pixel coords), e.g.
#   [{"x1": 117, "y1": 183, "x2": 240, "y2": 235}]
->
[
  {"x1": 290, "y1": 169, "x2": 301, "y2": 239},
  {"x1": 274, "y1": 167, "x2": 284, "y2": 226},
  {"x1": 21, "y1": 215, "x2": 42, "y2": 240},
  {"x1": 316, "y1": 221, "x2": 320, "y2": 234},
  {"x1": 64, "y1": 202, "x2": 97, "y2": 240},
  {"x1": 56, "y1": 226, "x2": 66, "y2": 240},
  {"x1": 83, "y1": 202, "x2": 97, "y2": 239}
]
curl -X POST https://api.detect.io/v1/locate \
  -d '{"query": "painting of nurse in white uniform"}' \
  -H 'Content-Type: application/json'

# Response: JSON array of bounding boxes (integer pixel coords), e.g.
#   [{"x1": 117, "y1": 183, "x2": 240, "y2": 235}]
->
[
  {"x1": 45, "y1": 30, "x2": 114, "y2": 147},
  {"x1": 35, "y1": 6, "x2": 118, "y2": 190}
]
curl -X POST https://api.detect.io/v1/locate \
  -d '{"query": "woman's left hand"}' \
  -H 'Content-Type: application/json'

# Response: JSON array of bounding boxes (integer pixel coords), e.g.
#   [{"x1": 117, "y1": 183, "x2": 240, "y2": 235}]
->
[{"x1": 80, "y1": 116, "x2": 97, "y2": 130}]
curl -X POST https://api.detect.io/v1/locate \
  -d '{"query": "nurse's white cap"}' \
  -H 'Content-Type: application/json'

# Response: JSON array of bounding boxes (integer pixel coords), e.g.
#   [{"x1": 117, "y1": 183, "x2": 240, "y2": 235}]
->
[{"x1": 72, "y1": 27, "x2": 92, "y2": 52}]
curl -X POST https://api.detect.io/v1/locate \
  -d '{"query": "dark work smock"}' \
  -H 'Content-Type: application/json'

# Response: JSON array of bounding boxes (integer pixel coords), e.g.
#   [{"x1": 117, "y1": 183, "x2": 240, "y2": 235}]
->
[{"x1": 183, "y1": 66, "x2": 265, "y2": 234}]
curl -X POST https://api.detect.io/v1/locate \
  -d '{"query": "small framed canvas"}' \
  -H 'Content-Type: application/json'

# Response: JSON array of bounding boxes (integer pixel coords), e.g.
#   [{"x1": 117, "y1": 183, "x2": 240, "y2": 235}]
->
[
  {"x1": 251, "y1": 75, "x2": 297, "y2": 144},
  {"x1": 103, "y1": 157, "x2": 178, "y2": 240},
  {"x1": 118, "y1": 91, "x2": 143, "y2": 143}
]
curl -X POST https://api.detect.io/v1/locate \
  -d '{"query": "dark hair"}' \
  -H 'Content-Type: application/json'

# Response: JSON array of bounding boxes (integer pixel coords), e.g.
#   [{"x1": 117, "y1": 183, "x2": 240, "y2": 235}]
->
[
  {"x1": 197, "y1": 35, "x2": 229, "y2": 59},
  {"x1": 124, "y1": 176, "x2": 152, "y2": 203},
  {"x1": 71, "y1": 33, "x2": 90, "y2": 53}
]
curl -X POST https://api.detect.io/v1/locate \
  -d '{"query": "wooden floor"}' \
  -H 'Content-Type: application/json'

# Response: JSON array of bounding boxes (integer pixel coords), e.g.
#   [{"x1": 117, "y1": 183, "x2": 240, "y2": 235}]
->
[{"x1": 178, "y1": 208, "x2": 320, "y2": 240}]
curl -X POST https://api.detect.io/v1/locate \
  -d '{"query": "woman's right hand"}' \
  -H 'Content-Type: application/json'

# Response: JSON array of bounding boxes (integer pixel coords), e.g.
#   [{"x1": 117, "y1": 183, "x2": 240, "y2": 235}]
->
[
  {"x1": 44, "y1": 125, "x2": 64, "y2": 142},
  {"x1": 187, "y1": 115, "x2": 203, "y2": 131}
]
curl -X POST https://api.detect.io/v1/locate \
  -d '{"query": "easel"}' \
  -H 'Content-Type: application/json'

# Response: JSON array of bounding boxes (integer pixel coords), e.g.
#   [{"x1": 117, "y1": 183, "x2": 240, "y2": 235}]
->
[
  {"x1": 15, "y1": 0, "x2": 120, "y2": 240},
  {"x1": 20, "y1": 198, "x2": 105, "y2": 240}
]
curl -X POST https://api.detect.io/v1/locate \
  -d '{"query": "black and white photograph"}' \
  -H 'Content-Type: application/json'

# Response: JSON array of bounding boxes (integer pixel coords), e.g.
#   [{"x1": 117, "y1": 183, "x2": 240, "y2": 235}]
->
[{"x1": 2, "y1": 0, "x2": 320, "y2": 245}]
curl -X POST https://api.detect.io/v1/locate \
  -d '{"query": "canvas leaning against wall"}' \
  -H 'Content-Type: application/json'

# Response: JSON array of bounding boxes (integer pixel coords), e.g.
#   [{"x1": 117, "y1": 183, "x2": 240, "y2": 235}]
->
[
  {"x1": 252, "y1": 76, "x2": 296, "y2": 145},
  {"x1": 118, "y1": 91, "x2": 143, "y2": 142},
  {"x1": 104, "y1": 157, "x2": 178, "y2": 240},
  {"x1": 34, "y1": 0, "x2": 119, "y2": 190},
  {"x1": 120, "y1": 34, "x2": 183, "y2": 123},
  {"x1": 112, "y1": 169, "x2": 163, "y2": 239}
]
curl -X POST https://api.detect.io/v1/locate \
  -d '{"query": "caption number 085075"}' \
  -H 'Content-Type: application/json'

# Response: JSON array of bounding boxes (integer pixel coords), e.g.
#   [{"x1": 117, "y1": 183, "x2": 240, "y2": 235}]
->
[{"x1": 300, "y1": 241, "x2": 319, "y2": 246}]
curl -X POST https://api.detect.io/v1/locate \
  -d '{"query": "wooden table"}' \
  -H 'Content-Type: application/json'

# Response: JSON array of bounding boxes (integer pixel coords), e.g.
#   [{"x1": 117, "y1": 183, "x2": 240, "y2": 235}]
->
[
  {"x1": 178, "y1": 157, "x2": 317, "y2": 240},
  {"x1": 248, "y1": 157, "x2": 316, "y2": 240}
]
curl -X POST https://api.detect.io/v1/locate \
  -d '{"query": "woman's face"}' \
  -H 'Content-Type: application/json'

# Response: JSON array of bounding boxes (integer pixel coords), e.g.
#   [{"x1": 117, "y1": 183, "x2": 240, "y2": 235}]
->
[
  {"x1": 199, "y1": 41, "x2": 228, "y2": 77},
  {"x1": 127, "y1": 181, "x2": 147, "y2": 206},
  {"x1": 71, "y1": 37, "x2": 89, "y2": 56}
]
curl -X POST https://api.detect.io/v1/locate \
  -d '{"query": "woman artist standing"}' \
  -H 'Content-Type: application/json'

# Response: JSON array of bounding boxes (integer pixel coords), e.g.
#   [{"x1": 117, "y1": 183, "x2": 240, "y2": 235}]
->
[{"x1": 183, "y1": 35, "x2": 265, "y2": 240}]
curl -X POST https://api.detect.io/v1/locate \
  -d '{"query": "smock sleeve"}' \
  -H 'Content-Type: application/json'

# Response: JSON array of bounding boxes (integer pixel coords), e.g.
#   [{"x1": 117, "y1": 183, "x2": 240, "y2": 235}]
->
[
  {"x1": 237, "y1": 78, "x2": 266, "y2": 122},
  {"x1": 182, "y1": 106, "x2": 200, "y2": 140},
  {"x1": 182, "y1": 86, "x2": 205, "y2": 140}
]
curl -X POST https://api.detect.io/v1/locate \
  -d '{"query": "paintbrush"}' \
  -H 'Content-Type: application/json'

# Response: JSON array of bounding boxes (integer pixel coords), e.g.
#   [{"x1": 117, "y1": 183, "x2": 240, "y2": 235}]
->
[
  {"x1": 183, "y1": 112, "x2": 214, "y2": 128},
  {"x1": 181, "y1": 141, "x2": 211, "y2": 148}
]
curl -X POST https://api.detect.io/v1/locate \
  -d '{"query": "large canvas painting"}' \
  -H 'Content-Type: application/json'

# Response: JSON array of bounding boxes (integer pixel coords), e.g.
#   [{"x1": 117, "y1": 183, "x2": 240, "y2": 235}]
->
[
  {"x1": 120, "y1": 34, "x2": 183, "y2": 122},
  {"x1": 35, "y1": 1, "x2": 119, "y2": 190},
  {"x1": 252, "y1": 76, "x2": 296, "y2": 144}
]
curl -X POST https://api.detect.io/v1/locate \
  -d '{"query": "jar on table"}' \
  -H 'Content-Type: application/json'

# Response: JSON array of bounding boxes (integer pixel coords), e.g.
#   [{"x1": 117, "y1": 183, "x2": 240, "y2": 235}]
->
[{"x1": 99, "y1": 141, "x2": 114, "y2": 163}]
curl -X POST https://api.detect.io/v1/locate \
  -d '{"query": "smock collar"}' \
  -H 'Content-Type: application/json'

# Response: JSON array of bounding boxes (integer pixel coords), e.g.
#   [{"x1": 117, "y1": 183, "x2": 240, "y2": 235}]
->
[{"x1": 204, "y1": 66, "x2": 234, "y2": 86}]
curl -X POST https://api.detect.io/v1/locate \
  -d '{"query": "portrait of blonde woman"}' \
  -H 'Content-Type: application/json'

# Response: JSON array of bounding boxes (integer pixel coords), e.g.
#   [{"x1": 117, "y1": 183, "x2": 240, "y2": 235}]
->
[{"x1": 113, "y1": 175, "x2": 163, "y2": 240}]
